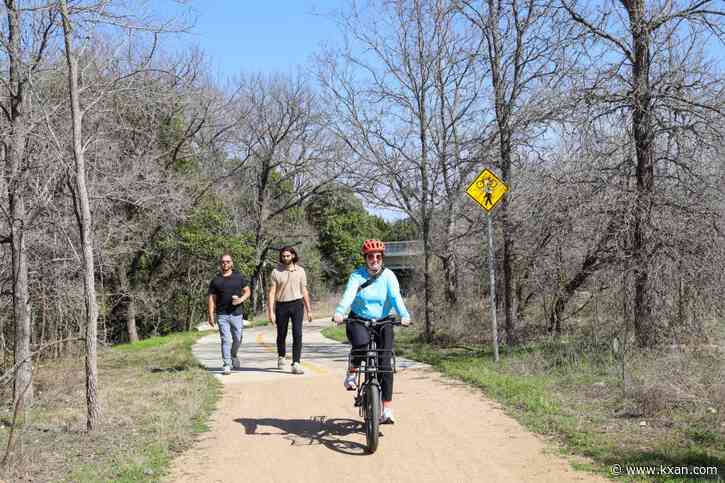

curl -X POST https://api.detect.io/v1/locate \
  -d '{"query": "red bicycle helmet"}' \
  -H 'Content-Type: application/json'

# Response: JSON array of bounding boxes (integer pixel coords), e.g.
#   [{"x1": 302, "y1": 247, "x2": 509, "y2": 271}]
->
[{"x1": 361, "y1": 239, "x2": 385, "y2": 255}]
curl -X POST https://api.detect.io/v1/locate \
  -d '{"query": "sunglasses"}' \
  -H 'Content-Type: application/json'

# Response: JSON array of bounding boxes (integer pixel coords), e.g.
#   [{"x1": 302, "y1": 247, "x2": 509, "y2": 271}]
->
[{"x1": 365, "y1": 253, "x2": 383, "y2": 261}]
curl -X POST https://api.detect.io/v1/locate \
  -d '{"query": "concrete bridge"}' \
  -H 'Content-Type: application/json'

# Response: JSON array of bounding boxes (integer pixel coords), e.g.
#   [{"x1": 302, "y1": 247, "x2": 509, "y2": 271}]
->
[
  {"x1": 383, "y1": 240, "x2": 422, "y2": 270},
  {"x1": 383, "y1": 241, "x2": 422, "y2": 296}
]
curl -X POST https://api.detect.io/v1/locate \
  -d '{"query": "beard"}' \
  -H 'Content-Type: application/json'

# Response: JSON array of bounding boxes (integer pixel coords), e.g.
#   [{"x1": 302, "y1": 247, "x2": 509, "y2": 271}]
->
[{"x1": 282, "y1": 258, "x2": 293, "y2": 266}]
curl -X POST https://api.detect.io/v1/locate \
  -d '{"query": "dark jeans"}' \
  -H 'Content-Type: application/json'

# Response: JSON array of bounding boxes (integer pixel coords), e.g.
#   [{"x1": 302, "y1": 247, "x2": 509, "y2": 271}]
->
[
  {"x1": 348, "y1": 321, "x2": 395, "y2": 402},
  {"x1": 275, "y1": 299, "x2": 304, "y2": 363}
]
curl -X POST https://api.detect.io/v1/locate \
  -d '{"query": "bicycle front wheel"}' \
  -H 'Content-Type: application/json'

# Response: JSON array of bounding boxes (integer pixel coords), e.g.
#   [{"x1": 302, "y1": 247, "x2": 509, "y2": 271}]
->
[{"x1": 364, "y1": 383, "x2": 380, "y2": 454}]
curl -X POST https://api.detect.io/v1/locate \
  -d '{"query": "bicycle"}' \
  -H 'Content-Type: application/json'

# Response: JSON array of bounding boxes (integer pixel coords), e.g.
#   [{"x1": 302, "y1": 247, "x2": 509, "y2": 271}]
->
[{"x1": 344, "y1": 315, "x2": 400, "y2": 454}]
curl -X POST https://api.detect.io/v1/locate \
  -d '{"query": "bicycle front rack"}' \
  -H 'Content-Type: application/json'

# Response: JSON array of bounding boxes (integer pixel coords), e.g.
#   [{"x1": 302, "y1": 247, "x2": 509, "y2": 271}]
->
[{"x1": 346, "y1": 348, "x2": 397, "y2": 375}]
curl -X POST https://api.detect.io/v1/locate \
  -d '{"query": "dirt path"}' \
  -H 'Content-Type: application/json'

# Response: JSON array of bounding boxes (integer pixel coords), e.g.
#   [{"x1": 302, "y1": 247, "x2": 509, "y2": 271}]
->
[{"x1": 167, "y1": 320, "x2": 605, "y2": 483}]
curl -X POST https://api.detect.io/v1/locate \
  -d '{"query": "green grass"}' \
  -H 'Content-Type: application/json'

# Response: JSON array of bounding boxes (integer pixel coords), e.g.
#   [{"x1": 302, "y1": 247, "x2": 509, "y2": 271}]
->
[
  {"x1": 1, "y1": 330, "x2": 222, "y2": 483},
  {"x1": 321, "y1": 324, "x2": 346, "y2": 342},
  {"x1": 113, "y1": 330, "x2": 200, "y2": 352},
  {"x1": 321, "y1": 326, "x2": 725, "y2": 481},
  {"x1": 246, "y1": 318, "x2": 274, "y2": 328}
]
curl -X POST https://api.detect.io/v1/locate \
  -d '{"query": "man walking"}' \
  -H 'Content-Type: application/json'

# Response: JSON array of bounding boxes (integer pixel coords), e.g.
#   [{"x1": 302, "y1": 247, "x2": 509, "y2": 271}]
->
[
  {"x1": 267, "y1": 246, "x2": 312, "y2": 374},
  {"x1": 208, "y1": 253, "x2": 251, "y2": 375}
]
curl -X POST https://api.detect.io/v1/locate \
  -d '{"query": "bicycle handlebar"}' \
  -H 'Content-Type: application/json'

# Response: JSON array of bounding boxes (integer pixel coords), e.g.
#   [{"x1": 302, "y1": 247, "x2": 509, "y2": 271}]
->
[{"x1": 345, "y1": 315, "x2": 401, "y2": 327}]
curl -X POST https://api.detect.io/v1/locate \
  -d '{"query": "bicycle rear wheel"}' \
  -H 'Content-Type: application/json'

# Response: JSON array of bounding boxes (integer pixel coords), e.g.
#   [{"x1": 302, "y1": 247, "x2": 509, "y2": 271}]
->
[{"x1": 364, "y1": 383, "x2": 380, "y2": 454}]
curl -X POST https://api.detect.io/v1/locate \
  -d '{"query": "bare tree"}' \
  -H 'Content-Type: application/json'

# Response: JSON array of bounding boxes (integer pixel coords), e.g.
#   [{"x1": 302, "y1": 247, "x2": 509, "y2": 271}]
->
[
  {"x1": 320, "y1": 0, "x2": 493, "y2": 339},
  {"x1": 43, "y1": 0, "x2": 195, "y2": 427},
  {"x1": 561, "y1": 0, "x2": 725, "y2": 346},
  {"x1": 0, "y1": 0, "x2": 58, "y2": 423},
  {"x1": 52, "y1": 2, "x2": 195, "y2": 345},
  {"x1": 230, "y1": 73, "x2": 346, "y2": 312},
  {"x1": 427, "y1": 6, "x2": 487, "y2": 306},
  {"x1": 457, "y1": 0, "x2": 581, "y2": 344},
  {"x1": 58, "y1": 0, "x2": 101, "y2": 431},
  {"x1": 109, "y1": 59, "x2": 231, "y2": 343}
]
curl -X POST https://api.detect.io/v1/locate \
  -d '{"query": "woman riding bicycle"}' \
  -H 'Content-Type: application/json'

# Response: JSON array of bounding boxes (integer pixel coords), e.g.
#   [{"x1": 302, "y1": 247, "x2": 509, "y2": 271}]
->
[{"x1": 333, "y1": 239, "x2": 411, "y2": 424}]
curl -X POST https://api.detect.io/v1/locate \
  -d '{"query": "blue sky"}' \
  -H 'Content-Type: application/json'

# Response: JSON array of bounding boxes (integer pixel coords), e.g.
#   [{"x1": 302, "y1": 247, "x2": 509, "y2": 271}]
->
[
  {"x1": 152, "y1": 1, "x2": 407, "y2": 221},
  {"x1": 157, "y1": 1, "x2": 344, "y2": 80}
]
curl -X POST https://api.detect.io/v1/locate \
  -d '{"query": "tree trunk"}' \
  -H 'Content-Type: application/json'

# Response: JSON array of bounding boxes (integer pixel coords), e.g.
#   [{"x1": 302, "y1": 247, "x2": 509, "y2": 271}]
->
[
  {"x1": 627, "y1": 0, "x2": 655, "y2": 347},
  {"x1": 487, "y1": 0, "x2": 516, "y2": 347},
  {"x1": 127, "y1": 296, "x2": 139, "y2": 342},
  {"x1": 423, "y1": 233, "x2": 433, "y2": 342},
  {"x1": 548, "y1": 257, "x2": 596, "y2": 334},
  {"x1": 185, "y1": 270, "x2": 194, "y2": 331},
  {"x1": 420, "y1": 124, "x2": 433, "y2": 342},
  {"x1": 258, "y1": 270, "x2": 268, "y2": 318},
  {"x1": 548, "y1": 219, "x2": 616, "y2": 332},
  {"x1": 10, "y1": 195, "x2": 32, "y2": 416},
  {"x1": 187, "y1": 297, "x2": 197, "y2": 332},
  {"x1": 117, "y1": 264, "x2": 139, "y2": 343},
  {"x1": 60, "y1": 0, "x2": 100, "y2": 430},
  {"x1": 6, "y1": 0, "x2": 33, "y2": 418},
  {"x1": 122, "y1": 226, "x2": 164, "y2": 343},
  {"x1": 441, "y1": 254, "x2": 458, "y2": 305},
  {"x1": 251, "y1": 243, "x2": 271, "y2": 315},
  {"x1": 501, "y1": 203, "x2": 515, "y2": 345},
  {"x1": 495, "y1": 122, "x2": 515, "y2": 345},
  {"x1": 515, "y1": 271, "x2": 529, "y2": 323},
  {"x1": 440, "y1": 195, "x2": 459, "y2": 305},
  {"x1": 633, "y1": 217, "x2": 653, "y2": 347}
]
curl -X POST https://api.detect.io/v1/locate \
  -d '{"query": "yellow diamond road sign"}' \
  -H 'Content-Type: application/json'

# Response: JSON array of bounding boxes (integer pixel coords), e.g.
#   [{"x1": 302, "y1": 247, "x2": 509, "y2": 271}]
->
[{"x1": 466, "y1": 168, "x2": 508, "y2": 213}]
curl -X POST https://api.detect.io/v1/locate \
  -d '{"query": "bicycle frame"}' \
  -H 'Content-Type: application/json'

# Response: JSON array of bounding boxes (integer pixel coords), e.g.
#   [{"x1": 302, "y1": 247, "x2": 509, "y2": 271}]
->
[
  {"x1": 345, "y1": 317, "x2": 399, "y2": 415},
  {"x1": 344, "y1": 315, "x2": 400, "y2": 454}
]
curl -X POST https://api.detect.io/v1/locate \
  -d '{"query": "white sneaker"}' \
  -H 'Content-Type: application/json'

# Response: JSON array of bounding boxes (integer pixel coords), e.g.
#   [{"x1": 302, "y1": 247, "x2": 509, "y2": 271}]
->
[
  {"x1": 277, "y1": 356, "x2": 287, "y2": 370},
  {"x1": 291, "y1": 362, "x2": 304, "y2": 374},
  {"x1": 343, "y1": 372, "x2": 357, "y2": 390},
  {"x1": 380, "y1": 407, "x2": 395, "y2": 424},
  {"x1": 222, "y1": 365, "x2": 231, "y2": 375},
  {"x1": 232, "y1": 356, "x2": 241, "y2": 369}
]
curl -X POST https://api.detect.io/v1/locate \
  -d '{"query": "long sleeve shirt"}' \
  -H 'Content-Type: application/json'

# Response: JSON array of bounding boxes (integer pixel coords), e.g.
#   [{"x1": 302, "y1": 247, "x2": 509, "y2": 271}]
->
[{"x1": 334, "y1": 267, "x2": 410, "y2": 320}]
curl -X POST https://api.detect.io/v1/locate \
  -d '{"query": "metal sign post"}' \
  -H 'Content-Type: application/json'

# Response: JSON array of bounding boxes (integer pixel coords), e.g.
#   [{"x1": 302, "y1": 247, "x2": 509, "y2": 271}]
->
[{"x1": 465, "y1": 168, "x2": 508, "y2": 363}]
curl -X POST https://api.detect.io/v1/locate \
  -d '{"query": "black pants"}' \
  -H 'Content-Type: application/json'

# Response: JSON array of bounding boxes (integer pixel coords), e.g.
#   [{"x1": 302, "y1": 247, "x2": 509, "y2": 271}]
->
[
  {"x1": 348, "y1": 322, "x2": 394, "y2": 402},
  {"x1": 275, "y1": 299, "x2": 304, "y2": 363}
]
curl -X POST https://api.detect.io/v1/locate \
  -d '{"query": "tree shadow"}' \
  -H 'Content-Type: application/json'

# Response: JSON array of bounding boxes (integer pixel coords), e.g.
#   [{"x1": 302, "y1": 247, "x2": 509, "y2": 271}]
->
[
  {"x1": 204, "y1": 366, "x2": 283, "y2": 374},
  {"x1": 148, "y1": 365, "x2": 190, "y2": 373},
  {"x1": 234, "y1": 416, "x2": 373, "y2": 455}
]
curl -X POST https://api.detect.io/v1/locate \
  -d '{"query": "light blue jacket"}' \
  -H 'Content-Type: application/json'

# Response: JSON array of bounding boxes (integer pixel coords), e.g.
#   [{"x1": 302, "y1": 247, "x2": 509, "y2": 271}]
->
[{"x1": 334, "y1": 267, "x2": 410, "y2": 320}]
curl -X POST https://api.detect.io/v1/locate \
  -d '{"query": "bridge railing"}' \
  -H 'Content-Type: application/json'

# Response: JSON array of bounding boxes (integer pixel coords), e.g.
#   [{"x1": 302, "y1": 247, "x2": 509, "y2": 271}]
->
[{"x1": 384, "y1": 240, "x2": 423, "y2": 256}]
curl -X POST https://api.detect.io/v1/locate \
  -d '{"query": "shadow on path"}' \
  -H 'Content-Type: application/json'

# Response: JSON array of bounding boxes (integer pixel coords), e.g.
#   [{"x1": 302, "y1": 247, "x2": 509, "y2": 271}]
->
[
  {"x1": 234, "y1": 417, "x2": 372, "y2": 456},
  {"x1": 203, "y1": 366, "x2": 285, "y2": 375}
]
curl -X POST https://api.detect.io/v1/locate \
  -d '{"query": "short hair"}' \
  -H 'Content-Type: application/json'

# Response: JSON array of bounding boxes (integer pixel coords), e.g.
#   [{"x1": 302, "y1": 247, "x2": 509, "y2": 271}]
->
[{"x1": 279, "y1": 246, "x2": 299, "y2": 263}]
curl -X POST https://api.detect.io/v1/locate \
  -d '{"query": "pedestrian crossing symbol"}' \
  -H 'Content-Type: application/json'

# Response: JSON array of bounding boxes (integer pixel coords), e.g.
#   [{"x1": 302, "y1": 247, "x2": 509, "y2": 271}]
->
[{"x1": 466, "y1": 168, "x2": 508, "y2": 214}]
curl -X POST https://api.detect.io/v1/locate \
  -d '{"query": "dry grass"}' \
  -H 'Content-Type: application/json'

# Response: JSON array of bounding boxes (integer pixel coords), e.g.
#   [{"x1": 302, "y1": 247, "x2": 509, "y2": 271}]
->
[
  {"x1": 0, "y1": 332, "x2": 220, "y2": 482},
  {"x1": 398, "y1": 289, "x2": 725, "y2": 478}
]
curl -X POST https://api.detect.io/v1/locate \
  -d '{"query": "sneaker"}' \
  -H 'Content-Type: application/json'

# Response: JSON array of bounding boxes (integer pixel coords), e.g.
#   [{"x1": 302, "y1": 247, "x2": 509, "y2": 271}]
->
[
  {"x1": 232, "y1": 356, "x2": 241, "y2": 369},
  {"x1": 291, "y1": 362, "x2": 304, "y2": 375},
  {"x1": 222, "y1": 365, "x2": 231, "y2": 375},
  {"x1": 277, "y1": 356, "x2": 287, "y2": 370},
  {"x1": 380, "y1": 407, "x2": 395, "y2": 424},
  {"x1": 343, "y1": 372, "x2": 357, "y2": 391}
]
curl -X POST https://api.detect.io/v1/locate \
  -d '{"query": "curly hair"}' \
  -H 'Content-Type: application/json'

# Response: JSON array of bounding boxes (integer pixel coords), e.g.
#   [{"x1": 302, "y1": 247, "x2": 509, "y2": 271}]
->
[{"x1": 279, "y1": 246, "x2": 299, "y2": 263}]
